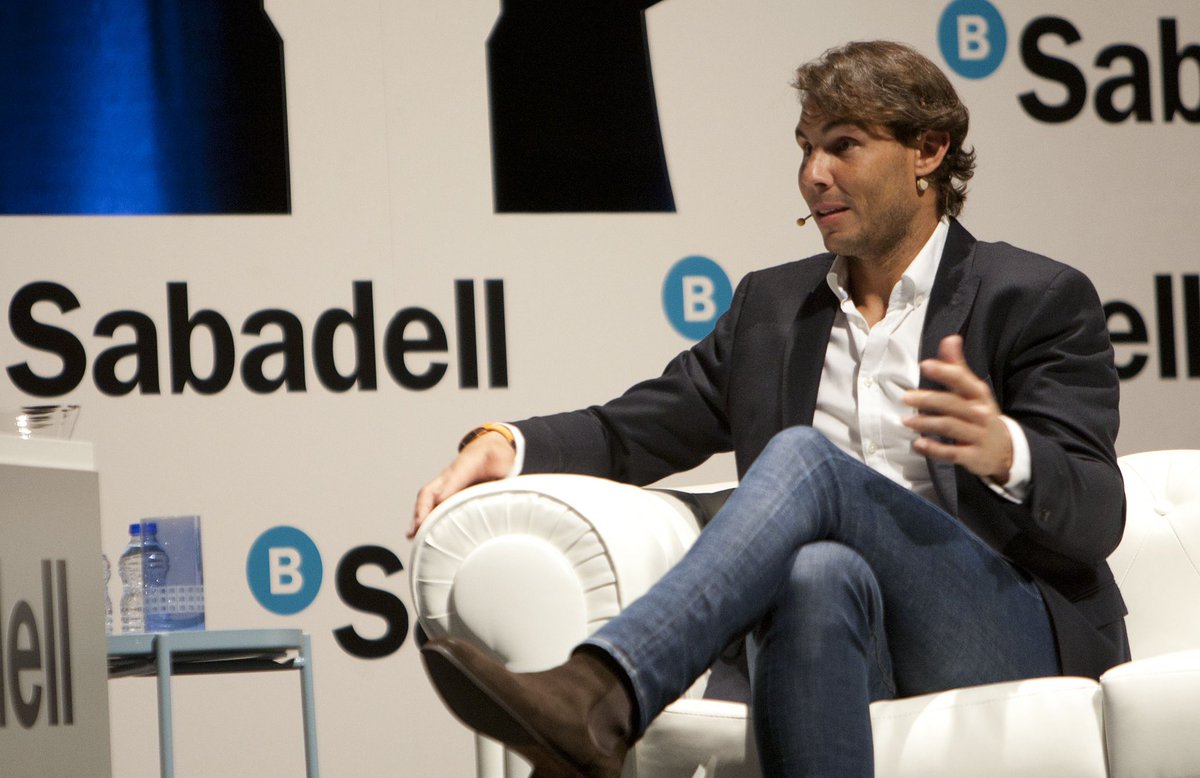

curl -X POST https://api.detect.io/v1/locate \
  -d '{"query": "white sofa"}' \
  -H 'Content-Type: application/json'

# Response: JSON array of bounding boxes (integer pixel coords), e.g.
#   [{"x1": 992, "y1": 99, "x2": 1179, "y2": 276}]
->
[{"x1": 410, "y1": 450, "x2": 1200, "y2": 777}]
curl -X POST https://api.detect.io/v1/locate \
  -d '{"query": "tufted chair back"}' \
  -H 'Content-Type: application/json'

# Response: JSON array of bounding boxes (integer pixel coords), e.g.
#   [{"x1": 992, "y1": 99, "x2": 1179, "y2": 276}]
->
[{"x1": 1108, "y1": 450, "x2": 1200, "y2": 659}]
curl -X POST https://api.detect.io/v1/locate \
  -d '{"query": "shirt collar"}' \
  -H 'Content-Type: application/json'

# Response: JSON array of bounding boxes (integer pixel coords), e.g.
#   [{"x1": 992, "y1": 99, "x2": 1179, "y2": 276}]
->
[{"x1": 826, "y1": 217, "x2": 949, "y2": 308}]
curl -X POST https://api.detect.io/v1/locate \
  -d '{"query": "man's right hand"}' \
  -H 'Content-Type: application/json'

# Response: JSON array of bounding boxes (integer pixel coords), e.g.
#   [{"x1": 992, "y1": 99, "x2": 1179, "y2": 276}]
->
[{"x1": 409, "y1": 431, "x2": 516, "y2": 539}]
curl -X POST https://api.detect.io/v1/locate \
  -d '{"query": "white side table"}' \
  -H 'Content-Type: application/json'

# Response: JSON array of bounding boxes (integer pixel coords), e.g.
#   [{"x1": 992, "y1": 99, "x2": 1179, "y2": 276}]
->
[{"x1": 108, "y1": 628, "x2": 319, "y2": 777}]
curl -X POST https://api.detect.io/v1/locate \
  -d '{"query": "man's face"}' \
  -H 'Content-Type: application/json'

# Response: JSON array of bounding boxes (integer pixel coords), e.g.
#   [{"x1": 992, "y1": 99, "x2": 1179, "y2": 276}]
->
[{"x1": 795, "y1": 110, "x2": 923, "y2": 264}]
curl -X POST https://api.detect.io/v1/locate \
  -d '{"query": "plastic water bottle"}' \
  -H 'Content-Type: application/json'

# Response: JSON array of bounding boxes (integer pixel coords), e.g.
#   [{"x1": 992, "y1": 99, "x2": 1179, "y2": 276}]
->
[
  {"x1": 102, "y1": 554, "x2": 113, "y2": 635},
  {"x1": 118, "y1": 524, "x2": 145, "y2": 633},
  {"x1": 141, "y1": 522, "x2": 171, "y2": 632}
]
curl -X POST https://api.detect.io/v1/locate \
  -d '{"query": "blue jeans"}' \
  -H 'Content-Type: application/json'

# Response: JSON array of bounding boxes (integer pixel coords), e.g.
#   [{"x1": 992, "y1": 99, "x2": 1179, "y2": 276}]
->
[{"x1": 583, "y1": 427, "x2": 1059, "y2": 776}]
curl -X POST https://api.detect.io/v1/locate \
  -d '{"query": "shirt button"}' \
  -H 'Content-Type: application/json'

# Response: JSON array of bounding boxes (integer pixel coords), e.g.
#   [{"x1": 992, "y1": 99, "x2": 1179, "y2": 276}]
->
[
  {"x1": 865, "y1": 441, "x2": 879, "y2": 455},
  {"x1": 863, "y1": 375, "x2": 875, "y2": 388}
]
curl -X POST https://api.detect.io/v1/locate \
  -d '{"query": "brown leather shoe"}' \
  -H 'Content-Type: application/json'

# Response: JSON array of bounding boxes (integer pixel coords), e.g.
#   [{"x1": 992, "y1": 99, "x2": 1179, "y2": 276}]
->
[{"x1": 421, "y1": 637, "x2": 634, "y2": 777}]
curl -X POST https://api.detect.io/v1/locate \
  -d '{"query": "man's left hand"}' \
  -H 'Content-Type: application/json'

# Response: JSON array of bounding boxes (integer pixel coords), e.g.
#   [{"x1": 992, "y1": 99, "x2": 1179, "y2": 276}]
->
[{"x1": 902, "y1": 335, "x2": 1013, "y2": 482}]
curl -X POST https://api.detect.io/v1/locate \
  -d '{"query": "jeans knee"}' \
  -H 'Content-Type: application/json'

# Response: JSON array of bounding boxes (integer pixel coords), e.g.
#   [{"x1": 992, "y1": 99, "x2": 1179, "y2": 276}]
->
[
  {"x1": 763, "y1": 544, "x2": 885, "y2": 649},
  {"x1": 753, "y1": 540, "x2": 897, "y2": 705},
  {"x1": 759, "y1": 426, "x2": 839, "y2": 472},
  {"x1": 753, "y1": 542, "x2": 889, "y2": 678},
  {"x1": 763, "y1": 545, "x2": 888, "y2": 672},
  {"x1": 770, "y1": 424, "x2": 827, "y2": 450},
  {"x1": 781, "y1": 541, "x2": 878, "y2": 607}
]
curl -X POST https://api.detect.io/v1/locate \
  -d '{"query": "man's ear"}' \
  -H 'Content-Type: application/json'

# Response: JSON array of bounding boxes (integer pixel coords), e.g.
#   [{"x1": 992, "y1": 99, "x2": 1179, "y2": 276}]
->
[{"x1": 915, "y1": 130, "x2": 951, "y2": 178}]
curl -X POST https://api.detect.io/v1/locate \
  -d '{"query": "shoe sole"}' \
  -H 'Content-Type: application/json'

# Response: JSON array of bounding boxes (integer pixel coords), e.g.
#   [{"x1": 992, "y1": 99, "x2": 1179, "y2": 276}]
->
[{"x1": 421, "y1": 643, "x2": 585, "y2": 778}]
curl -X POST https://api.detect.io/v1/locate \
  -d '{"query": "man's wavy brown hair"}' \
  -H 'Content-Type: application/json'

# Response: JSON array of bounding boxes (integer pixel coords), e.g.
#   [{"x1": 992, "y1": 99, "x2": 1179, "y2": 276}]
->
[{"x1": 792, "y1": 41, "x2": 976, "y2": 218}]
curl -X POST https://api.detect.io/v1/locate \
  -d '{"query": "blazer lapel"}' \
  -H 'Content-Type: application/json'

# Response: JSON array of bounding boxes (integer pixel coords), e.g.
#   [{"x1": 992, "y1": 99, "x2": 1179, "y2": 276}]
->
[
  {"x1": 780, "y1": 257, "x2": 838, "y2": 429},
  {"x1": 920, "y1": 219, "x2": 981, "y2": 515}
]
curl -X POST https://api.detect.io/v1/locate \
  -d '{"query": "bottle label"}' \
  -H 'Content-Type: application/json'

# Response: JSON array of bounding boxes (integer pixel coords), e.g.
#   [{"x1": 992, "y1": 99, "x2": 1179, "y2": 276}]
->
[{"x1": 145, "y1": 585, "x2": 205, "y2": 616}]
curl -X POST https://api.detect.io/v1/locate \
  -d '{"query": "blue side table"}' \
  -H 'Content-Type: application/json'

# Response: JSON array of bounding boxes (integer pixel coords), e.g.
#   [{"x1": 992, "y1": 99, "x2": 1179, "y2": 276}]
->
[{"x1": 108, "y1": 629, "x2": 319, "y2": 777}]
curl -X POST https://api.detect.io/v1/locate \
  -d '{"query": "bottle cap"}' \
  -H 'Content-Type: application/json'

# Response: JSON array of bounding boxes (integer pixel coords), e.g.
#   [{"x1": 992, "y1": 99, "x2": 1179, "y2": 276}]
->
[
  {"x1": 128, "y1": 523, "x2": 142, "y2": 535},
  {"x1": 146, "y1": 521, "x2": 158, "y2": 534}
]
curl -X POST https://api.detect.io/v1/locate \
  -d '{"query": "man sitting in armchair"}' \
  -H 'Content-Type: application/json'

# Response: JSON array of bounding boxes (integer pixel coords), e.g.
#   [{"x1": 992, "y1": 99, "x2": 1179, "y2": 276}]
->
[{"x1": 408, "y1": 40, "x2": 1128, "y2": 778}]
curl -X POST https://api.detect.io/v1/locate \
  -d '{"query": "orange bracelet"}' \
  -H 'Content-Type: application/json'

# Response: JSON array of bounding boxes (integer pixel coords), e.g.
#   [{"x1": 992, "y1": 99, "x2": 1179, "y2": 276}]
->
[{"x1": 458, "y1": 423, "x2": 516, "y2": 452}]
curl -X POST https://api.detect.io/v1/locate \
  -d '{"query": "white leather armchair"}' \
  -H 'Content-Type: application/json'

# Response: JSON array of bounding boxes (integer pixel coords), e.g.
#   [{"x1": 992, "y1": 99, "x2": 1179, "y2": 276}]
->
[{"x1": 410, "y1": 450, "x2": 1200, "y2": 777}]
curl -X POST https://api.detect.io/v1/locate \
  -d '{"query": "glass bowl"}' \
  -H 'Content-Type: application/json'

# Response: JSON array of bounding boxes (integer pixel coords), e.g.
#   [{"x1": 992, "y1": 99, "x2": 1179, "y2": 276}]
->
[{"x1": 1, "y1": 405, "x2": 81, "y2": 440}]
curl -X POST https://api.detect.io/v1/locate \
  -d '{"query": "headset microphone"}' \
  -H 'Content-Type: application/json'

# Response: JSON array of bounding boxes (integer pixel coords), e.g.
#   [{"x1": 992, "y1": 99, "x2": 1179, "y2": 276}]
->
[{"x1": 796, "y1": 213, "x2": 812, "y2": 227}]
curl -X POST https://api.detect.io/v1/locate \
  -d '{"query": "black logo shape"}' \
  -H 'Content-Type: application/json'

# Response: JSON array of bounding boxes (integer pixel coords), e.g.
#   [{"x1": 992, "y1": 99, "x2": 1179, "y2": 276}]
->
[{"x1": 487, "y1": 0, "x2": 675, "y2": 213}]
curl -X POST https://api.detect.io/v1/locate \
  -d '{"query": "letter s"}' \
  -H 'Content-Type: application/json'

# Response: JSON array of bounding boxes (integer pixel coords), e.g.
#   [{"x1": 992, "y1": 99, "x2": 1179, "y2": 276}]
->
[
  {"x1": 7, "y1": 282, "x2": 86, "y2": 396},
  {"x1": 334, "y1": 545, "x2": 410, "y2": 659},
  {"x1": 1019, "y1": 16, "x2": 1088, "y2": 123}
]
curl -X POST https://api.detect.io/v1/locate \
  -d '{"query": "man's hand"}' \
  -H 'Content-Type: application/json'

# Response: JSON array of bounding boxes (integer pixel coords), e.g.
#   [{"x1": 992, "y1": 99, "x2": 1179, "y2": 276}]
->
[
  {"x1": 902, "y1": 335, "x2": 1013, "y2": 482},
  {"x1": 409, "y1": 432, "x2": 516, "y2": 539}
]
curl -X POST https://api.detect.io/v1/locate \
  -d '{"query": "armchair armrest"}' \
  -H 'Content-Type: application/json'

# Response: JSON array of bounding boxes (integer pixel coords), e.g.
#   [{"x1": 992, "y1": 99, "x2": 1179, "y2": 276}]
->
[
  {"x1": 1101, "y1": 648, "x2": 1200, "y2": 778},
  {"x1": 410, "y1": 474, "x2": 706, "y2": 672}
]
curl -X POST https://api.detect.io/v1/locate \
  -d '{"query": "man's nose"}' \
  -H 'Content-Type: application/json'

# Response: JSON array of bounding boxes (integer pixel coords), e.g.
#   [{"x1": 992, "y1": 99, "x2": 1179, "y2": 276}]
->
[{"x1": 800, "y1": 151, "x2": 831, "y2": 190}]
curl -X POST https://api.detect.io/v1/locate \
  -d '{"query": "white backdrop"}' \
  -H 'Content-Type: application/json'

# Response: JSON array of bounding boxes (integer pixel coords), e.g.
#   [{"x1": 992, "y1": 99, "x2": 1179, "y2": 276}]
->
[{"x1": 1, "y1": 1, "x2": 1197, "y2": 775}]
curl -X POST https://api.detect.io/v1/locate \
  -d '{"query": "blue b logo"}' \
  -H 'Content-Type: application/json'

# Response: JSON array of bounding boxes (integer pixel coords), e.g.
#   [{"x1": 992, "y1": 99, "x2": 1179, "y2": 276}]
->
[
  {"x1": 246, "y1": 526, "x2": 324, "y2": 615},
  {"x1": 938, "y1": 0, "x2": 1007, "y2": 79},
  {"x1": 662, "y1": 256, "x2": 732, "y2": 340}
]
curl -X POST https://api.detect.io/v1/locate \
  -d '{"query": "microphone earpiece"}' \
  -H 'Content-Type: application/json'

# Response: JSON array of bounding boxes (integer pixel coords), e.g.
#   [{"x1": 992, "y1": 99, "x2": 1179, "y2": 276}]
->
[{"x1": 796, "y1": 214, "x2": 812, "y2": 227}]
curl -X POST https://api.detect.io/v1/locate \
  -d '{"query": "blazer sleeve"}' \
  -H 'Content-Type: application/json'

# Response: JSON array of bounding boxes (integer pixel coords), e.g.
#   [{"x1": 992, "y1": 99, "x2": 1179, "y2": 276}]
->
[
  {"x1": 995, "y1": 264, "x2": 1124, "y2": 564},
  {"x1": 513, "y1": 274, "x2": 752, "y2": 484}
]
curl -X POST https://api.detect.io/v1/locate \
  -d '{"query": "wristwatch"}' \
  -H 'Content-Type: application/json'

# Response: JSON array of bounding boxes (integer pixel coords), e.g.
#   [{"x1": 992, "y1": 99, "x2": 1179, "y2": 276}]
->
[{"x1": 458, "y1": 423, "x2": 516, "y2": 452}]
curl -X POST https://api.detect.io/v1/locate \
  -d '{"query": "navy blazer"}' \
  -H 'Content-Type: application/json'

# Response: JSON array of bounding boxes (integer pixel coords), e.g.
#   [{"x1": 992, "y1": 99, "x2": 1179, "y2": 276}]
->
[{"x1": 518, "y1": 219, "x2": 1129, "y2": 680}]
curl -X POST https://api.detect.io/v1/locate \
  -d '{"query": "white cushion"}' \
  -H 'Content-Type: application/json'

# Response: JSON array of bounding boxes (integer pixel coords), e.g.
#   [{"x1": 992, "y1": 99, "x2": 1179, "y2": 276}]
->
[
  {"x1": 869, "y1": 678, "x2": 1107, "y2": 778},
  {"x1": 630, "y1": 677, "x2": 1110, "y2": 778}
]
